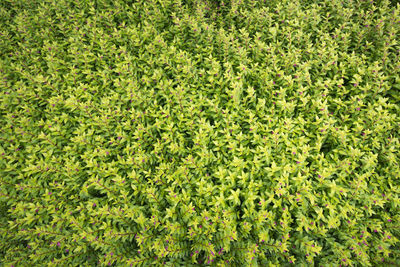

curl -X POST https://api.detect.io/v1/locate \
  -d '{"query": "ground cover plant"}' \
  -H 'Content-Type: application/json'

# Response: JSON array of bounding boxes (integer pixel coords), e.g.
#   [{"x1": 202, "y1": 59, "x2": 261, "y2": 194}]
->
[{"x1": 1, "y1": 0, "x2": 400, "y2": 266}]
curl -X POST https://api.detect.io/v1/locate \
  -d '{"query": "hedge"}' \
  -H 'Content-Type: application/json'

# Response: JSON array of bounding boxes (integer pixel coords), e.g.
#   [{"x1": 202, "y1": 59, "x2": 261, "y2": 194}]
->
[{"x1": 1, "y1": 0, "x2": 399, "y2": 266}]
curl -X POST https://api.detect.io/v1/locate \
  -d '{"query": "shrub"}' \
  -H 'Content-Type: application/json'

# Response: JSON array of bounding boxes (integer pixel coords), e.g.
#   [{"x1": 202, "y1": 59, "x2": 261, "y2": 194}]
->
[{"x1": 0, "y1": 0, "x2": 399, "y2": 266}]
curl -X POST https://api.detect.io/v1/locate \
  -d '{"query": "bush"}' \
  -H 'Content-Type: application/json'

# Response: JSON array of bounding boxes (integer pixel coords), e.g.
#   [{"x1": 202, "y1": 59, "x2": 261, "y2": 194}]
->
[{"x1": 1, "y1": 0, "x2": 399, "y2": 266}]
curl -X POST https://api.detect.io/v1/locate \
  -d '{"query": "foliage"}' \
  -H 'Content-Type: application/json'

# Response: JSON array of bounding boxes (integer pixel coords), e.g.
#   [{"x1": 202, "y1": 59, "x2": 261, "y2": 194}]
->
[{"x1": 1, "y1": 0, "x2": 400, "y2": 266}]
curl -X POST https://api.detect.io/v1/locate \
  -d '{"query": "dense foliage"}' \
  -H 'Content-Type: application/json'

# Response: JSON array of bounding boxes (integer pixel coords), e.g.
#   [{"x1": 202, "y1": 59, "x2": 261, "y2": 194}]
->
[{"x1": 1, "y1": 0, "x2": 400, "y2": 266}]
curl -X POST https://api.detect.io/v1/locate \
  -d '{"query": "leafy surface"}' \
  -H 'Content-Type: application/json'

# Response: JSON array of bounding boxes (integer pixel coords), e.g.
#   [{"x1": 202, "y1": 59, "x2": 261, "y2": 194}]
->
[{"x1": 1, "y1": 0, "x2": 400, "y2": 266}]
